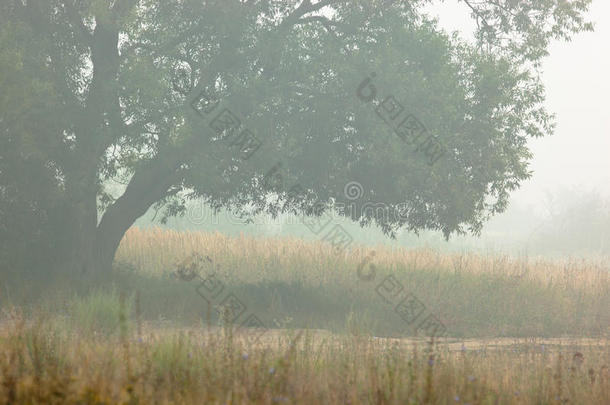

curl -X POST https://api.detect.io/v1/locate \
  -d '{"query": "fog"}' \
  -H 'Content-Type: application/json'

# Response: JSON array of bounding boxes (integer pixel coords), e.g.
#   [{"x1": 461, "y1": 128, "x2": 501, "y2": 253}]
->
[
  {"x1": 1, "y1": 2, "x2": 608, "y2": 403},
  {"x1": 428, "y1": 0, "x2": 610, "y2": 255},
  {"x1": 435, "y1": 0, "x2": 610, "y2": 255}
]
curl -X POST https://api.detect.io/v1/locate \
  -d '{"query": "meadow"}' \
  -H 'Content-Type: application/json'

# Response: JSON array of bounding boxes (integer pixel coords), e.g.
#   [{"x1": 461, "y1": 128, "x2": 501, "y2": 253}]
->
[
  {"x1": 1, "y1": 227, "x2": 609, "y2": 404},
  {"x1": 116, "y1": 227, "x2": 609, "y2": 338}
]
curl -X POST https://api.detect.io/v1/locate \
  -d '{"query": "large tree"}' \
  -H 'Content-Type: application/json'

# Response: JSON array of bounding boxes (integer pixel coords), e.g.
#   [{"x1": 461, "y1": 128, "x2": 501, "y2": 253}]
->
[{"x1": 0, "y1": 0, "x2": 593, "y2": 274}]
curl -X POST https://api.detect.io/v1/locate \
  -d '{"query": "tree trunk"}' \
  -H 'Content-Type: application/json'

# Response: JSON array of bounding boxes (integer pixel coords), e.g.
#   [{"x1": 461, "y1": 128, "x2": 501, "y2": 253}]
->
[
  {"x1": 45, "y1": 157, "x2": 178, "y2": 276},
  {"x1": 90, "y1": 159, "x2": 179, "y2": 274}
]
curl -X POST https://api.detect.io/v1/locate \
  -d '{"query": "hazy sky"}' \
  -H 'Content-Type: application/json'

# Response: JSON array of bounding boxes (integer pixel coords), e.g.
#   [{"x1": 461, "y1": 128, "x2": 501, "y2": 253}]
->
[{"x1": 428, "y1": 0, "x2": 610, "y2": 213}]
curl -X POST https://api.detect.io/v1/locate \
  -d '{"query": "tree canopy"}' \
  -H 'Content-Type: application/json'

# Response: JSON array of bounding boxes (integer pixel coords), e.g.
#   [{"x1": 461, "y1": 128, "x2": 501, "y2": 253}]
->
[{"x1": 0, "y1": 0, "x2": 593, "y2": 273}]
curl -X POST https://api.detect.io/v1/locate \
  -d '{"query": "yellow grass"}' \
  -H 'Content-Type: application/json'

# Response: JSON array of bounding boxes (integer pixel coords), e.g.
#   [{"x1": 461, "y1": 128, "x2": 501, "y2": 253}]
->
[
  {"x1": 117, "y1": 226, "x2": 609, "y2": 290},
  {"x1": 0, "y1": 311, "x2": 608, "y2": 405},
  {"x1": 1, "y1": 227, "x2": 609, "y2": 403}
]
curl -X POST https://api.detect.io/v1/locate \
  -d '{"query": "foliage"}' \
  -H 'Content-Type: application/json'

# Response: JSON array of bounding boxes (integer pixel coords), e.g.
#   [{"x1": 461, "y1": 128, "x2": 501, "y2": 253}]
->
[{"x1": 0, "y1": 0, "x2": 594, "y2": 273}]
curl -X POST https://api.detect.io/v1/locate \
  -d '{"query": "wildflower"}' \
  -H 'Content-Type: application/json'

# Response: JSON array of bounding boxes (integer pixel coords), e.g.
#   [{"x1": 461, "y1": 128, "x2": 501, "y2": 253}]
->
[
  {"x1": 454, "y1": 395, "x2": 460, "y2": 402},
  {"x1": 428, "y1": 358, "x2": 435, "y2": 366},
  {"x1": 269, "y1": 367, "x2": 276, "y2": 375},
  {"x1": 272, "y1": 396, "x2": 289, "y2": 403},
  {"x1": 461, "y1": 344, "x2": 466, "y2": 352},
  {"x1": 467, "y1": 375, "x2": 476, "y2": 382},
  {"x1": 242, "y1": 353, "x2": 249, "y2": 360}
]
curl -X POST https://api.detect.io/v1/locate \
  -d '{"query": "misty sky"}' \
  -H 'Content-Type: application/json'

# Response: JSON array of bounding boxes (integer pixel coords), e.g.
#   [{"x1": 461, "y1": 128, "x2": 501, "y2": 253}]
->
[{"x1": 429, "y1": 0, "x2": 610, "y2": 213}]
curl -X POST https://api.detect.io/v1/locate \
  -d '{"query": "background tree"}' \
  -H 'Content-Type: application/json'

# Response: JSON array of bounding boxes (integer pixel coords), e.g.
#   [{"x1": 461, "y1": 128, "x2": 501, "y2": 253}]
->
[
  {"x1": 529, "y1": 188, "x2": 610, "y2": 256},
  {"x1": 0, "y1": 0, "x2": 593, "y2": 274}
]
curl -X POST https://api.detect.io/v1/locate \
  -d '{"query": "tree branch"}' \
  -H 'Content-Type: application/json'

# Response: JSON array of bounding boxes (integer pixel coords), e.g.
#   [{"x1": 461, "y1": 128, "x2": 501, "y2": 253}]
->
[
  {"x1": 279, "y1": 0, "x2": 348, "y2": 30},
  {"x1": 293, "y1": 15, "x2": 342, "y2": 28},
  {"x1": 461, "y1": 0, "x2": 492, "y2": 30},
  {"x1": 59, "y1": 0, "x2": 93, "y2": 42}
]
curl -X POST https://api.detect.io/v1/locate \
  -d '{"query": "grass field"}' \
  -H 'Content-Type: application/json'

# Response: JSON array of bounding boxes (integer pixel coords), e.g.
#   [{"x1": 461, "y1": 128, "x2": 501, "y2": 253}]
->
[
  {"x1": 114, "y1": 227, "x2": 609, "y2": 338},
  {"x1": 0, "y1": 310, "x2": 608, "y2": 404},
  {"x1": 1, "y1": 227, "x2": 609, "y2": 404}
]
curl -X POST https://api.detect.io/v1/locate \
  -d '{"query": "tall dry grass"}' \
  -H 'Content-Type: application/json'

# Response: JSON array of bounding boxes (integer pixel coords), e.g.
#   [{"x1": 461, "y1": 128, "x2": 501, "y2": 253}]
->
[
  {"x1": 0, "y1": 308, "x2": 608, "y2": 405},
  {"x1": 111, "y1": 227, "x2": 610, "y2": 338},
  {"x1": 1, "y1": 227, "x2": 609, "y2": 403},
  {"x1": 117, "y1": 227, "x2": 609, "y2": 290}
]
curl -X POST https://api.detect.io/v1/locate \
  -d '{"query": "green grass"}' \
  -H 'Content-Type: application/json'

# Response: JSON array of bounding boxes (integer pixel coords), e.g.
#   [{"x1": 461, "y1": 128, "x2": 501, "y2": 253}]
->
[{"x1": 67, "y1": 288, "x2": 134, "y2": 336}]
